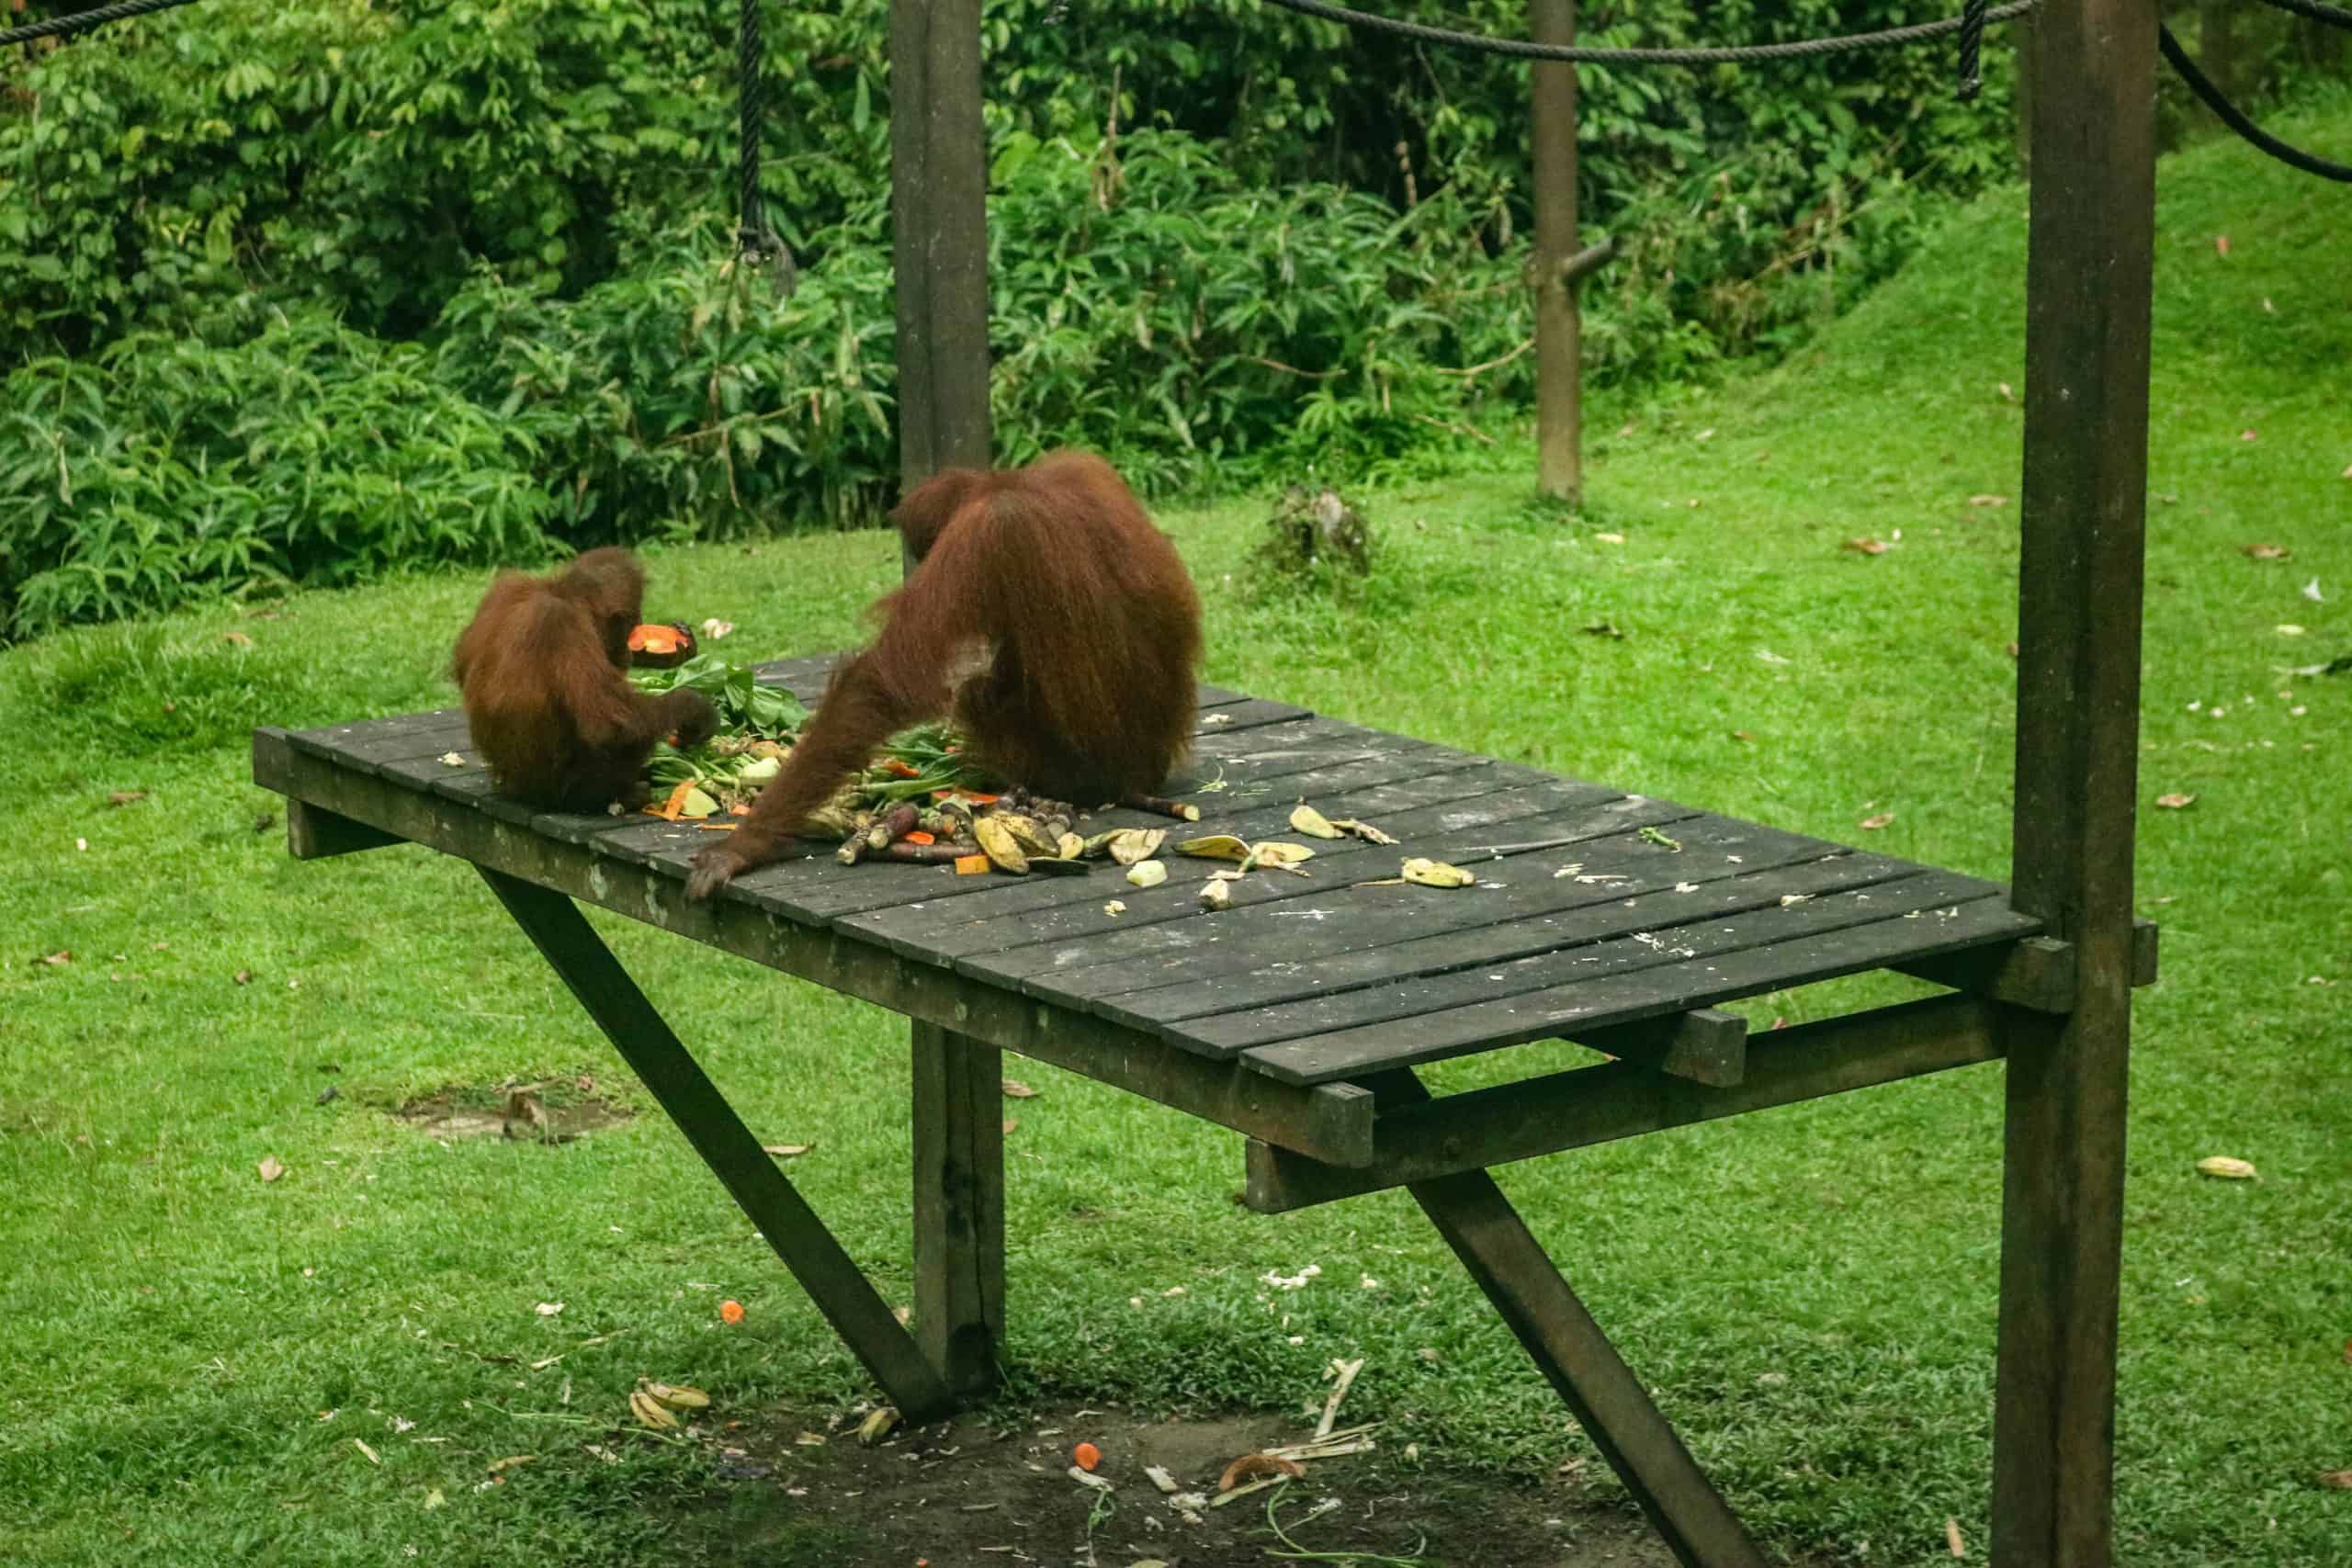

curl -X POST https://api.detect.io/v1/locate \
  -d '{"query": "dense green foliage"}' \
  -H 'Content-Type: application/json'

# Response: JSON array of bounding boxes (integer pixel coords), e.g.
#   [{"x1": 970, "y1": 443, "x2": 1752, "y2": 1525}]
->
[{"x1": 1, "y1": 0, "x2": 2339, "y2": 634}]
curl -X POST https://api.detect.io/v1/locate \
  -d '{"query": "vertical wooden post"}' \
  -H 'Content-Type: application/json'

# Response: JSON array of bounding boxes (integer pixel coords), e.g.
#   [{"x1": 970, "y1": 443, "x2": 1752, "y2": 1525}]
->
[
  {"x1": 2012, "y1": 10, "x2": 2036, "y2": 175},
  {"x1": 889, "y1": 0, "x2": 1000, "y2": 1401},
  {"x1": 911, "y1": 1021, "x2": 1006, "y2": 1398},
  {"x1": 1530, "y1": 0, "x2": 1581, "y2": 503},
  {"x1": 1995, "y1": 0, "x2": 2157, "y2": 1559},
  {"x1": 888, "y1": 0, "x2": 991, "y2": 502}
]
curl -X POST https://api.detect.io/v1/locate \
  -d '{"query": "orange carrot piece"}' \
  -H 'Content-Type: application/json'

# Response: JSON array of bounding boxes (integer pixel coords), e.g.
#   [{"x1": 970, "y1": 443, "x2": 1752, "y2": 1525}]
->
[
  {"x1": 953, "y1": 854, "x2": 990, "y2": 875},
  {"x1": 905, "y1": 829, "x2": 936, "y2": 846},
  {"x1": 656, "y1": 779, "x2": 695, "y2": 822},
  {"x1": 881, "y1": 758, "x2": 921, "y2": 779}
]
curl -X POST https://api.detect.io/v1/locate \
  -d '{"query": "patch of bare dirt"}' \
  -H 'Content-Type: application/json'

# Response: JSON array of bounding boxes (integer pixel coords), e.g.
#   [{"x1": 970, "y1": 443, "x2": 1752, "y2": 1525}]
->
[
  {"x1": 677, "y1": 1402, "x2": 1680, "y2": 1568},
  {"x1": 397, "y1": 1075, "x2": 634, "y2": 1144}
]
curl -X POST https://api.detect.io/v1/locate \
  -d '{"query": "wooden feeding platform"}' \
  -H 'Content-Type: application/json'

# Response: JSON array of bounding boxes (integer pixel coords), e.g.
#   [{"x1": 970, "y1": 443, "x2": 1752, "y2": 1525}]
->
[{"x1": 254, "y1": 649, "x2": 2153, "y2": 1565}]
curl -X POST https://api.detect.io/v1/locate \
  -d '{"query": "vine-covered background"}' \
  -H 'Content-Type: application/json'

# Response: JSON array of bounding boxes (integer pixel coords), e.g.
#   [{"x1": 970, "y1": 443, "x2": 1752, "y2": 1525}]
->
[{"x1": 2, "y1": 0, "x2": 2338, "y2": 634}]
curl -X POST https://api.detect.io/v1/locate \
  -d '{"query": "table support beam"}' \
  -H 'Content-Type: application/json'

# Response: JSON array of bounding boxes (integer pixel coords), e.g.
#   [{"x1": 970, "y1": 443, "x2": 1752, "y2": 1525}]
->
[
  {"x1": 1383, "y1": 1069, "x2": 1768, "y2": 1568},
  {"x1": 476, "y1": 867, "x2": 954, "y2": 1421}
]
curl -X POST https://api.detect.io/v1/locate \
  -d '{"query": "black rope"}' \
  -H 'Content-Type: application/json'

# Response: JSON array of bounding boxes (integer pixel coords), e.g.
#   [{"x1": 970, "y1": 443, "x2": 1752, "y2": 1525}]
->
[
  {"x1": 1255, "y1": 0, "x2": 2038, "y2": 65},
  {"x1": 2, "y1": 0, "x2": 204, "y2": 49},
  {"x1": 2250, "y1": 0, "x2": 2352, "y2": 31},
  {"x1": 1956, "y1": 0, "x2": 1991, "y2": 98},
  {"x1": 2159, "y1": 22, "x2": 2352, "y2": 184},
  {"x1": 734, "y1": 0, "x2": 798, "y2": 299}
]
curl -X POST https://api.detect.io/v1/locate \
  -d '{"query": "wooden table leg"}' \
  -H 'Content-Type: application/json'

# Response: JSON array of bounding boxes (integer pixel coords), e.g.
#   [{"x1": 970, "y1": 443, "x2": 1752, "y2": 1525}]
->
[
  {"x1": 912, "y1": 1021, "x2": 1005, "y2": 1399},
  {"x1": 1377, "y1": 1075, "x2": 1765, "y2": 1568},
  {"x1": 476, "y1": 867, "x2": 953, "y2": 1421}
]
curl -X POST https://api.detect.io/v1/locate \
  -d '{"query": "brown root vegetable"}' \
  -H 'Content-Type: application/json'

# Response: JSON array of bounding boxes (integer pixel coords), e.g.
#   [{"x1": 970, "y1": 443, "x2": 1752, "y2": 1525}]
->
[
  {"x1": 866, "y1": 803, "x2": 922, "y2": 851},
  {"x1": 869, "y1": 840, "x2": 974, "y2": 864},
  {"x1": 1122, "y1": 791, "x2": 1202, "y2": 822},
  {"x1": 1217, "y1": 1453, "x2": 1305, "y2": 1493}
]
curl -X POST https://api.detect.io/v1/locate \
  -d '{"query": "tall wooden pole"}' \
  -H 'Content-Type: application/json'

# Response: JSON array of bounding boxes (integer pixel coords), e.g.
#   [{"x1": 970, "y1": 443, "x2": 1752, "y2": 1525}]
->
[
  {"x1": 1530, "y1": 0, "x2": 1581, "y2": 503},
  {"x1": 888, "y1": 0, "x2": 992, "y2": 502},
  {"x1": 888, "y1": 0, "x2": 1003, "y2": 1403},
  {"x1": 1992, "y1": 0, "x2": 2157, "y2": 1558}
]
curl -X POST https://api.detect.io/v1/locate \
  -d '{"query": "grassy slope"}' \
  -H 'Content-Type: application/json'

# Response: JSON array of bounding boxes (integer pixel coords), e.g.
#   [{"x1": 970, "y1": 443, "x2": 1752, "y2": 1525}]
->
[{"x1": 2, "y1": 96, "x2": 2346, "y2": 1566}]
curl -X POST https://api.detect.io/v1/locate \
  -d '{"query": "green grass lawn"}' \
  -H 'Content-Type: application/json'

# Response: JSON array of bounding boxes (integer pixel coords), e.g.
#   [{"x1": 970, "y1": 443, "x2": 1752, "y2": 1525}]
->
[{"x1": 3, "y1": 97, "x2": 2346, "y2": 1567}]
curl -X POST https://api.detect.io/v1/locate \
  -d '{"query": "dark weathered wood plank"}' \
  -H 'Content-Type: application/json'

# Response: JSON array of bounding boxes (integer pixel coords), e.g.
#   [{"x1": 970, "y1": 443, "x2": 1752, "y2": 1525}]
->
[
  {"x1": 1185, "y1": 696, "x2": 1314, "y2": 734},
  {"x1": 942, "y1": 787, "x2": 1677, "y2": 978},
  {"x1": 1245, "y1": 888, "x2": 2038, "y2": 1085},
  {"x1": 1170, "y1": 860, "x2": 1966, "y2": 1053},
  {"x1": 649, "y1": 723, "x2": 1473, "y2": 928},
  {"x1": 1000, "y1": 809, "x2": 1793, "y2": 1016},
  {"x1": 290, "y1": 711, "x2": 470, "y2": 773},
  {"x1": 1101, "y1": 849, "x2": 1917, "y2": 1031},
  {"x1": 838, "y1": 768, "x2": 1614, "y2": 961},
  {"x1": 251, "y1": 729, "x2": 1376, "y2": 1165},
  {"x1": 1245, "y1": 994, "x2": 2002, "y2": 1212},
  {"x1": 1385, "y1": 1068, "x2": 1770, "y2": 1568},
  {"x1": 475, "y1": 867, "x2": 956, "y2": 1419},
  {"x1": 910, "y1": 1022, "x2": 1004, "y2": 1398}
]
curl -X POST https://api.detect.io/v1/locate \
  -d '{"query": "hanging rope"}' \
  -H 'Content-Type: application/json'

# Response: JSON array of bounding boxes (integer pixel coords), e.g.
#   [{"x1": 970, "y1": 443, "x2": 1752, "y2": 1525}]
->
[
  {"x1": 1, "y1": 0, "x2": 205, "y2": 49},
  {"x1": 2159, "y1": 24, "x2": 2352, "y2": 183},
  {"x1": 1253, "y1": 0, "x2": 2038, "y2": 67},
  {"x1": 1955, "y1": 0, "x2": 1992, "y2": 98},
  {"x1": 2249, "y1": 0, "x2": 2352, "y2": 29},
  {"x1": 735, "y1": 0, "x2": 798, "y2": 299}
]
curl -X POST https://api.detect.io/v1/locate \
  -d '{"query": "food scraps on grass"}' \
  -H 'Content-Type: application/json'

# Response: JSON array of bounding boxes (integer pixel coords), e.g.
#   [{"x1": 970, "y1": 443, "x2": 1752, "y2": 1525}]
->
[
  {"x1": 630, "y1": 1390, "x2": 681, "y2": 1429},
  {"x1": 1217, "y1": 1453, "x2": 1305, "y2": 1493},
  {"x1": 718, "y1": 1299, "x2": 745, "y2": 1325},
  {"x1": 2195, "y1": 1156, "x2": 2257, "y2": 1179}
]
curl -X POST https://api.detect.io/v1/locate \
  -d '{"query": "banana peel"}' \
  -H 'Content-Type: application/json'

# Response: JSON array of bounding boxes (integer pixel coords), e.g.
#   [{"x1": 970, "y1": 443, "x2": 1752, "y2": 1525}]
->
[
  {"x1": 630, "y1": 1389, "x2": 682, "y2": 1429},
  {"x1": 641, "y1": 1381, "x2": 711, "y2": 1412},
  {"x1": 973, "y1": 817, "x2": 1028, "y2": 874},
  {"x1": 1401, "y1": 857, "x2": 1477, "y2": 888}
]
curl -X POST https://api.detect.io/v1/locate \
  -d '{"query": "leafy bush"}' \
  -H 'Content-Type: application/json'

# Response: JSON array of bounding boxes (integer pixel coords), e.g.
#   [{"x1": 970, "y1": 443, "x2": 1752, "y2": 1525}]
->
[{"x1": 1, "y1": 310, "x2": 554, "y2": 635}]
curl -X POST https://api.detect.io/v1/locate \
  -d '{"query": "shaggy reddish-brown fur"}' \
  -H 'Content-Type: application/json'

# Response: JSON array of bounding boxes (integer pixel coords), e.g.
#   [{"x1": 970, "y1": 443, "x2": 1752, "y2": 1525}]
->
[
  {"x1": 687, "y1": 451, "x2": 1202, "y2": 900},
  {"x1": 452, "y1": 547, "x2": 718, "y2": 813}
]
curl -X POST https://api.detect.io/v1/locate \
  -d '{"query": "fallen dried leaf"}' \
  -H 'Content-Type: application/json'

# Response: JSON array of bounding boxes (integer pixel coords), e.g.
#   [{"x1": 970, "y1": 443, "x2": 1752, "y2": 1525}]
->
[
  {"x1": 487, "y1": 1453, "x2": 537, "y2": 1473},
  {"x1": 2319, "y1": 1470, "x2": 2352, "y2": 1490},
  {"x1": 1581, "y1": 618, "x2": 1624, "y2": 638},
  {"x1": 2215, "y1": 233, "x2": 2231, "y2": 256},
  {"x1": 2195, "y1": 1156, "x2": 2257, "y2": 1180},
  {"x1": 1001, "y1": 1079, "x2": 1039, "y2": 1100},
  {"x1": 1593, "y1": 531, "x2": 1625, "y2": 545},
  {"x1": 257, "y1": 1156, "x2": 286, "y2": 1183},
  {"x1": 2242, "y1": 429, "x2": 2259, "y2": 443},
  {"x1": 35, "y1": 950, "x2": 70, "y2": 967},
  {"x1": 223, "y1": 630, "x2": 254, "y2": 648},
  {"x1": 2154, "y1": 793, "x2": 2196, "y2": 809},
  {"x1": 2244, "y1": 544, "x2": 2290, "y2": 561},
  {"x1": 1860, "y1": 813, "x2": 1895, "y2": 831},
  {"x1": 107, "y1": 790, "x2": 148, "y2": 807},
  {"x1": 1968, "y1": 494, "x2": 2008, "y2": 508},
  {"x1": 1997, "y1": 381, "x2": 2014, "y2": 401},
  {"x1": 1002, "y1": 1117, "x2": 1017, "y2": 1134},
  {"x1": 1730, "y1": 729, "x2": 1753, "y2": 742},
  {"x1": 1947, "y1": 1516, "x2": 1967, "y2": 1557},
  {"x1": 1842, "y1": 537, "x2": 1889, "y2": 556}
]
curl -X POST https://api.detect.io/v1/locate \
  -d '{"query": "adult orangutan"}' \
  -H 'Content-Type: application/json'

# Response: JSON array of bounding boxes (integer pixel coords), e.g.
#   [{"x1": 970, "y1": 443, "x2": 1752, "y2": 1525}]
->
[
  {"x1": 686, "y1": 451, "x2": 1202, "y2": 900},
  {"x1": 452, "y1": 547, "x2": 718, "y2": 812}
]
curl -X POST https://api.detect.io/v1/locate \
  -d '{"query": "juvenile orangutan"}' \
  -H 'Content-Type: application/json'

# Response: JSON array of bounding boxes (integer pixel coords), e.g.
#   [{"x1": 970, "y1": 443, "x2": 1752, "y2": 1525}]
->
[
  {"x1": 452, "y1": 547, "x2": 718, "y2": 812},
  {"x1": 686, "y1": 452, "x2": 1201, "y2": 900}
]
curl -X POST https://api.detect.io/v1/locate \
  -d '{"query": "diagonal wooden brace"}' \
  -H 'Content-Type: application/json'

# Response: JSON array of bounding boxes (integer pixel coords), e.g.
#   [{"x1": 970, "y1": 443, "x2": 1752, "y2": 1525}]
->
[
  {"x1": 1380, "y1": 1072, "x2": 1768, "y2": 1568},
  {"x1": 476, "y1": 867, "x2": 954, "y2": 1421}
]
